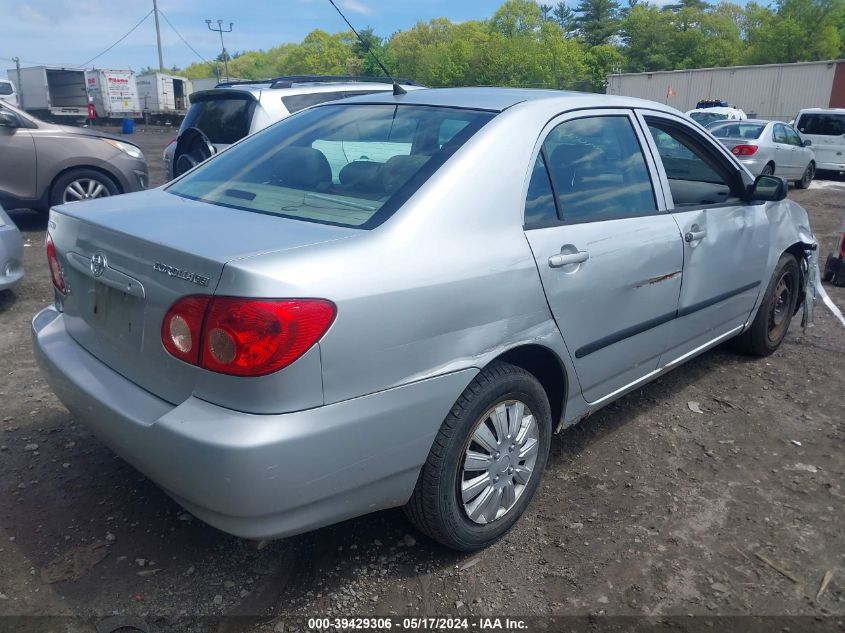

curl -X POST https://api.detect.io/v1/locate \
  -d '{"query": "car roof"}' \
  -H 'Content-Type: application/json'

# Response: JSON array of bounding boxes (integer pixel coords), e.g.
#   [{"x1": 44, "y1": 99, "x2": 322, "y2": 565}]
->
[
  {"x1": 797, "y1": 107, "x2": 845, "y2": 114},
  {"x1": 686, "y1": 107, "x2": 743, "y2": 114},
  {"x1": 711, "y1": 119, "x2": 772, "y2": 125},
  {"x1": 336, "y1": 87, "x2": 679, "y2": 113}
]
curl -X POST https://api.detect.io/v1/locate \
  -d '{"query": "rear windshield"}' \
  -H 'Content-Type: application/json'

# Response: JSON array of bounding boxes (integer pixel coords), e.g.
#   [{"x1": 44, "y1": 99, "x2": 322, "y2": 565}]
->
[
  {"x1": 797, "y1": 113, "x2": 845, "y2": 136},
  {"x1": 181, "y1": 95, "x2": 256, "y2": 144},
  {"x1": 689, "y1": 111, "x2": 728, "y2": 126},
  {"x1": 711, "y1": 123, "x2": 766, "y2": 140},
  {"x1": 0, "y1": 82, "x2": 13, "y2": 96},
  {"x1": 167, "y1": 104, "x2": 494, "y2": 229}
]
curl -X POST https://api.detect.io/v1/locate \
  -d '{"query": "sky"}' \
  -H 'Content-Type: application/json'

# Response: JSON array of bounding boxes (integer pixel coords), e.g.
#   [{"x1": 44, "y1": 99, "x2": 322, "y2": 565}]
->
[{"x1": 2, "y1": 0, "x2": 519, "y2": 75}]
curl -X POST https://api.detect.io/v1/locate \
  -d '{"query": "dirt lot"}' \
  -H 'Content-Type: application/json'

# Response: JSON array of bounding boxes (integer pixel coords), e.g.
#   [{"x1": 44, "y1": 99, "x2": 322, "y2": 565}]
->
[{"x1": 0, "y1": 127, "x2": 843, "y2": 632}]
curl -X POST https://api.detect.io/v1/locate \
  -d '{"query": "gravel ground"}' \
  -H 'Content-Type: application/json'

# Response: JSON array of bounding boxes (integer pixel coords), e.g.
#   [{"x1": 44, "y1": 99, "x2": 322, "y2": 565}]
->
[{"x1": 0, "y1": 126, "x2": 843, "y2": 632}]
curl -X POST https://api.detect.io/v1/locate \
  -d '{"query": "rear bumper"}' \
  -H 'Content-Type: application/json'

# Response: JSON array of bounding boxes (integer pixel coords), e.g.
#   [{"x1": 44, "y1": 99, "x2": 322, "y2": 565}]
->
[
  {"x1": 32, "y1": 306, "x2": 473, "y2": 539},
  {"x1": 0, "y1": 222, "x2": 24, "y2": 291}
]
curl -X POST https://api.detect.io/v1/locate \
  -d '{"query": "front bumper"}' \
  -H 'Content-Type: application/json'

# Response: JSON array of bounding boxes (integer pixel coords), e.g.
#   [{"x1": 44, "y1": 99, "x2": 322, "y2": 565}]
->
[
  {"x1": 0, "y1": 222, "x2": 24, "y2": 291},
  {"x1": 32, "y1": 306, "x2": 474, "y2": 539}
]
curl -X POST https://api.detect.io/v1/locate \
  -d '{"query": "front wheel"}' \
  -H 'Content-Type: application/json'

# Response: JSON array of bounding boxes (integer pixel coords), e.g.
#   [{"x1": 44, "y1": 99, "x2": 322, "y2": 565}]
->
[
  {"x1": 760, "y1": 163, "x2": 775, "y2": 177},
  {"x1": 404, "y1": 362, "x2": 552, "y2": 551},
  {"x1": 50, "y1": 169, "x2": 119, "y2": 207},
  {"x1": 733, "y1": 253, "x2": 799, "y2": 356},
  {"x1": 795, "y1": 162, "x2": 815, "y2": 189}
]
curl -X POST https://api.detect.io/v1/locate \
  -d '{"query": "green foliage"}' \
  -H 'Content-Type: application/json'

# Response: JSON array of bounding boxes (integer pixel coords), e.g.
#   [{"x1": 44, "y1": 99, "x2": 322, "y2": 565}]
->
[{"x1": 177, "y1": 0, "x2": 845, "y2": 92}]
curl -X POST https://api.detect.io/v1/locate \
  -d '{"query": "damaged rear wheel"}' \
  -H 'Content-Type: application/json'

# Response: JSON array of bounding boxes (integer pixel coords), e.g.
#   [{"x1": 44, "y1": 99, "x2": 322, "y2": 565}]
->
[{"x1": 733, "y1": 253, "x2": 799, "y2": 356}]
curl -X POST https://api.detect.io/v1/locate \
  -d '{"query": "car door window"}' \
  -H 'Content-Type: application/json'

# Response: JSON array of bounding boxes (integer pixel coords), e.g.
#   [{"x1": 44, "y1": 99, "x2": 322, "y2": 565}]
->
[
  {"x1": 542, "y1": 115, "x2": 657, "y2": 223},
  {"x1": 524, "y1": 152, "x2": 559, "y2": 227},
  {"x1": 646, "y1": 119, "x2": 741, "y2": 207},
  {"x1": 773, "y1": 124, "x2": 788, "y2": 144},
  {"x1": 784, "y1": 126, "x2": 803, "y2": 146}
]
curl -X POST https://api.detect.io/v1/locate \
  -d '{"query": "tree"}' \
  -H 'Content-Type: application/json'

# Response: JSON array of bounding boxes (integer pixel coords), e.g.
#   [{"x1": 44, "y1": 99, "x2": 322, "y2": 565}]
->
[
  {"x1": 491, "y1": 0, "x2": 544, "y2": 36},
  {"x1": 574, "y1": 0, "x2": 621, "y2": 46},
  {"x1": 553, "y1": 2, "x2": 577, "y2": 32},
  {"x1": 540, "y1": 4, "x2": 555, "y2": 20}
]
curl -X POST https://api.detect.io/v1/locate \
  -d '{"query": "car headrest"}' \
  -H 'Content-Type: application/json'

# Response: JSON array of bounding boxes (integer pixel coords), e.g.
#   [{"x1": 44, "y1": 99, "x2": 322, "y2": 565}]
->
[
  {"x1": 381, "y1": 155, "x2": 430, "y2": 195},
  {"x1": 269, "y1": 147, "x2": 332, "y2": 189},
  {"x1": 339, "y1": 161, "x2": 384, "y2": 192}
]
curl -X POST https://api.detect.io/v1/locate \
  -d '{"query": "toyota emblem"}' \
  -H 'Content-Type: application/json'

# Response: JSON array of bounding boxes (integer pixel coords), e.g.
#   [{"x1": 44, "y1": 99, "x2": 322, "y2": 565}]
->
[{"x1": 90, "y1": 252, "x2": 107, "y2": 278}]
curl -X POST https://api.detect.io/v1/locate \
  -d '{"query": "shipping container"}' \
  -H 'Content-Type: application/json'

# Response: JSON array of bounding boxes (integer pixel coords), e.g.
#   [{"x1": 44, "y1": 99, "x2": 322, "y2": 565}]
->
[
  {"x1": 85, "y1": 69, "x2": 141, "y2": 120},
  {"x1": 607, "y1": 59, "x2": 845, "y2": 121},
  {"x1": 6, "y1": 66, "x2": 88, "y2": 118},
  {"x1": 136, "y1": 72, "x2": 192, "y2": 123}
]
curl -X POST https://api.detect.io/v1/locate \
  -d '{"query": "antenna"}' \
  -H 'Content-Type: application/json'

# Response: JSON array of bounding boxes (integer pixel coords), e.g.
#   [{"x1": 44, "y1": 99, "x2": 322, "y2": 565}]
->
[{"x1": 326, "y1": 0, "x2": 406, "y2": 96}]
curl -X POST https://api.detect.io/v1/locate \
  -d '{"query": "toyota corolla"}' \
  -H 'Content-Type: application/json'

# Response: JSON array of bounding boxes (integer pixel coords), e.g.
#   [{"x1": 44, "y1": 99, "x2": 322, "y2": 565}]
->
[{"x1": 33, "y1": 88, "x2": 818, "y2": 551}]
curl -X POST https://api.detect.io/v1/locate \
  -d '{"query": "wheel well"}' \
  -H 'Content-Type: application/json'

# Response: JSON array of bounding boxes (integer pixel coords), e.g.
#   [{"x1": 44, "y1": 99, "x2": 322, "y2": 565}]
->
[
  {"x1": 784, "y1": 241, "x2": 809, "y2": 313},
  {"x1": 48, "y1": 165, "x2": 123, "y2": 201},
  {"x1": 492, "y1": 345, "x2": 566, "y2": 426}
]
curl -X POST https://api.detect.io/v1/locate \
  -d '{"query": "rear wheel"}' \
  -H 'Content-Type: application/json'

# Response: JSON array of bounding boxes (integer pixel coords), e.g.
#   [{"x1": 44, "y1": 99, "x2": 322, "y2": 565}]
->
[
  {"x1": 404, "y1": 362, "x2": 552, "y2": 551},
  {"x1": 734, "y1": 253, "x2": 799, "y2": 356},
  {"x1": 760, "y1": 163, "x2": 775, "y2": 177},
  {"x1": 50, "y1": 169, "x2": 119, "y2": 207},
  {"x1": 795, "y1": 162, "x2": 815, "y2": 189}
]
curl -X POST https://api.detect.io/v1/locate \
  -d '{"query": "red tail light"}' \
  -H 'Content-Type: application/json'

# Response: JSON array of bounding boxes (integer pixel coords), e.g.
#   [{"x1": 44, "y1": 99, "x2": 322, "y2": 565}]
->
[
  {"x1": 45, "y1": 234, "x2": 67, "y2": 294},
  {"x1": 161, "y1": 297, "x2": 336, "y2": 377},
  {"x1": 731, "y1": 144, "x2": 758, "y2": 156}
]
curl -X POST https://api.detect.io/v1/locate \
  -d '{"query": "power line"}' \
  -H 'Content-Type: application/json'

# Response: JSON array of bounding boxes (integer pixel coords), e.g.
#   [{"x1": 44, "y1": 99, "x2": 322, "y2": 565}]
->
[
  {"x1": 158, "y1": 9, "x2": 211, "y2": 64},
  {"x1": 79, "y1": 9, "x2": 154, "y2": 67}
]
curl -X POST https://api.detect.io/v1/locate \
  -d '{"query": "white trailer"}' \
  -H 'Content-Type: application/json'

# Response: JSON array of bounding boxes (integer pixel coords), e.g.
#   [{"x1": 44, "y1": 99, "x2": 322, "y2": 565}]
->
[
  {"x1": 6, "y1": 66, "x2": 88, "y2": 119},
  {"x1": 86, "y1": 69, "x2": 141, "y2": 120},
  {"x1": 136, "y1": 72, "x2": 191, "y2": 123},
  {"x1": 607, "y1": 59, "x2": 845, "y2": 121}
]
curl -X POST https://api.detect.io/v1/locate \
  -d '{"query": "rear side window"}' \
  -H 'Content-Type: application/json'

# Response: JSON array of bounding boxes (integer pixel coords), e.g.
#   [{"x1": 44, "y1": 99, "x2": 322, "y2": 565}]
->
[
  {"x1": 168, "y1": 104, "x2": 494, "y2": 229},
  {"x1": 773, "y1": 124, "x2": 788, "y2": 144},
  {"x1": 0, "y1": 82, "x2": 13, "y2": 96},
  {"x1": 797, "y1": 113, "x2": 845, "y2": 136},
  {"x1": 282, "y1": 90, "x2": 385, "y2": 114},
  {"x1": 542, "y1": 115, "x2": 657, "y2": 223},
  {"x1": 182, "y1": 96, "x2": 256, "y2": 144}
]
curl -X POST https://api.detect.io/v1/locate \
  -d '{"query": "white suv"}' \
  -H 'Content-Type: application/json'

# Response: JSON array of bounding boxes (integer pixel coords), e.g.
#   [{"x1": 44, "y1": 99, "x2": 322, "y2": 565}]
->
[
  {"x1": 164, "y1": 76, "x2": 423, "y2": 180},
  {"x1": 793, "y1": 108, "x2": 845, "y2": 173},
  {"x1": 0, "y1": 78, "x2": 18, "y2": 108}
]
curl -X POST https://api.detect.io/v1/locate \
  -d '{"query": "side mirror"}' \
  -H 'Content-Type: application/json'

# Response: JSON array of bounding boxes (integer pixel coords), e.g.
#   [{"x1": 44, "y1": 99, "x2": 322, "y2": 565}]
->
[
  {"x1": 0, "y1": 110, "x2": 19, "y2": 128},
  {"x1": 802, "y1": 139, "x2": 812, "y2": 147},
  {"x1": 748, "y1": 174, "x2": 787, "y2": 203}
]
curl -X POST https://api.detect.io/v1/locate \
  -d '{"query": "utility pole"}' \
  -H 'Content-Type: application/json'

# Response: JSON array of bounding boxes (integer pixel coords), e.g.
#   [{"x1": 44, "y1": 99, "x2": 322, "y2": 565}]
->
[
  {"x1": 152, "y1": 0, "x2": 164, "y2": 72},
  {"x1": 12, "y1": 56, "x2": 23, "y2": 109},
  {"x1": 206, "y1": 19, "x2": 233, "y2": 81}
]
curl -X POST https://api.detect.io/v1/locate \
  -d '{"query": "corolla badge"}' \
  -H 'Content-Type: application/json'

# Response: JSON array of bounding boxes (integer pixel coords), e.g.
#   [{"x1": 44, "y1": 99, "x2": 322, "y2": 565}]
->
[
  {"x1": 90, "y1": 252, "x2": 107, "y2": 278},
  {"x1": 153, "y1": 262, "x2": 210, "y2": 287}
]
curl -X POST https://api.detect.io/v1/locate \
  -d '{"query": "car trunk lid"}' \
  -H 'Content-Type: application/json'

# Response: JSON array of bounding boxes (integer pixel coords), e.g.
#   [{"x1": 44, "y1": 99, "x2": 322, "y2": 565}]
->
[{"x1": 50, "y1": 188, "x2": 356, "y2": 405}]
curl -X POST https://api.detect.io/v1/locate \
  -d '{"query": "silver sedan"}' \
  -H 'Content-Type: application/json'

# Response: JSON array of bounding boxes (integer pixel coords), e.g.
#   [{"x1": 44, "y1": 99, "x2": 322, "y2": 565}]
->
[
  {"x1": 709, "y1": 119, "x2": 816, "y2": 188},
  {"x1": 33, "y1": 89, "x2": 818, "y2": 551}
]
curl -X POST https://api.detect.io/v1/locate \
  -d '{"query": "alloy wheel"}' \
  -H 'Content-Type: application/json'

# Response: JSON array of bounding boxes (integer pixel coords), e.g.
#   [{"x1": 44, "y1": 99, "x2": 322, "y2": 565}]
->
[
  {"x1": 767, "y1": 270, "x2": 793, "y2": 343},
  {"x1": 460, "y1": 399, "x2": 539, "y2": 525},
  {"x1": 62, "y1": 178, "x2": 111, "y2": 203},
  {"x1": 802, "y1": 164, "x2": 814, "y2": 188}
]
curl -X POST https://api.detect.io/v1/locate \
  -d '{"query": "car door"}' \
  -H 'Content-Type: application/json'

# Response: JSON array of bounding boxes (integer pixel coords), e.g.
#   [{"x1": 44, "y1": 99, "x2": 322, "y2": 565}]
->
[
  {"x1": 636, "y1": 110, "x2": 769, "y2": 364},
  {"x1": 784, "y1": 124, "x2": 812, "y2": 176},
  {"x1": 523, "y1": 110, "x2": 684, "y2": 403},
  {"x1": 0, "y1": 105, "x2": 37, "y2": 203},
  {"x1": 772, "y1": 123, "x2": 799, "y2": 178}
]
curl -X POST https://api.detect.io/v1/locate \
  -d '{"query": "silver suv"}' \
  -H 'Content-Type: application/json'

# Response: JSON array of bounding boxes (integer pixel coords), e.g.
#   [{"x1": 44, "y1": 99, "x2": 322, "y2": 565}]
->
[{"x1": 164, "y1": 75, "x2": 423, "y2": 180}]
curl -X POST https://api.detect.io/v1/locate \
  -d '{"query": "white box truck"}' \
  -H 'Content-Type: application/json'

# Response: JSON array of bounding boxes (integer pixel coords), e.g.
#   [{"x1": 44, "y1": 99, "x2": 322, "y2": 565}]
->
[
  {"x1": 6, "y1": 66, "x2": 88, "y2": 119},
  {"x1": 136, "y1": 72, "x2": 191, "y2": 123},
  {"x1": 86, "y1": 69, "x2": 141, "y2": 120}
]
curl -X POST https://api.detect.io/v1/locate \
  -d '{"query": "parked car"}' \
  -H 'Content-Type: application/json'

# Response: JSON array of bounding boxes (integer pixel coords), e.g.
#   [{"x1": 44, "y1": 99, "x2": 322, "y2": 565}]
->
[
  {"x1": 823, "y1": 216, "x2": 845, "y2": 286},
  {"x1": 0, "y1": 78, "x2": 18, "y2": 108},
  {"x1": 34, "y1": 88, "x2": 818, "y2": 551},
  {"x1": 708, "y1": 119, "x2": 815, "y2": 188},
  {"x1": 696, "y1": 99, "x2": 730, "y2": 109},
  {"x1": 0, "y1": 203, "x2": 23, "y2": 291},
  {"x1": 686, "y1": 106, "x2": 746, "y2": 127},
  {"x1": 0, "y1": 101, "x2": 147, "y2": 214},
  {"x1": 793, "y1": 108, "x2": 845, "y2": 173},
  {"x1": 164, "y1": 75, "x2": 424, "y2": 180}
]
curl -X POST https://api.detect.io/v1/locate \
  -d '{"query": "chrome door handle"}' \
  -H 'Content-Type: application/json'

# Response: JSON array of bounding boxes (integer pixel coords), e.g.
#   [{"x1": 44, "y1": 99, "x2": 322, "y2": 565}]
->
[
  {"x1": 684, "y1": 229, "x2": 707, "y2": 243},
  {"x1": 548, "y1": 251, "x2": 589, "y2": 268}
]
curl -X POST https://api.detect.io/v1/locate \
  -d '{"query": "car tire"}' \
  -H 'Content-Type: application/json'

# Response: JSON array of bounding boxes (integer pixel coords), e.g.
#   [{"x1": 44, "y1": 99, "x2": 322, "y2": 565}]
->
[
  {"x1": 795, "y1": 162, "x2": 815, "y2": 189},
  {"x1": 404, "y1": 361, "x2": 552, "y2": 551},
  {"x1": 761, "y1": 163, "x2": 775, "y2": 176},
  {"x1": 733, "y1": 253, "x2": 799, "y2": 357},
  {"x1": 49, "y1": 169, "x2": 119, "y2": 207}
]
